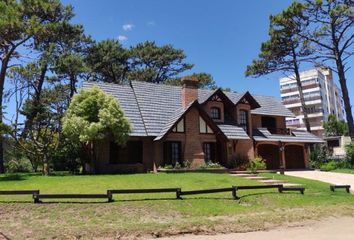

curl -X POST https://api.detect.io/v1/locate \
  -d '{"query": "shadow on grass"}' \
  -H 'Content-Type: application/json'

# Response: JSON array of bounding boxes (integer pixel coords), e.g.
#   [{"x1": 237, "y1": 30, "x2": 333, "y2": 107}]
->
[
  {"x1": 237, "y1": 191, "x2": 293, "y2": 199},
  {"x1": 0, "y1": 174, "x2": 27, "y2": 181}
]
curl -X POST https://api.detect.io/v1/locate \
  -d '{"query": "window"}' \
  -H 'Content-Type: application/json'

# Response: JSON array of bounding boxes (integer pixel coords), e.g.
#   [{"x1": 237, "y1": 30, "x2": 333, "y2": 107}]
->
[
  {"x1": 261, "y1": 116, "x2": 276, "y2": 133},
  {"x1": 163, "y1": 141, "x2": 182, "y2": 166},
  {"x1": 203, "y1": 142, "x2": 216, "y2": 163},
  {"x1": 210, "y1": 107, "x2": 221, "y2": 120},
  {"x1": 109, "y1": 141, "x2": 143, "y2": 164},
  {"x1": 199, "y1": 116, "x2": 214, "y2": 134},
  {"x1": 239, "y1": 110, "x2": 248, "y2": 132},
  {"x1": 172, "y1": 118, "x2": 185, "y2": 133}
]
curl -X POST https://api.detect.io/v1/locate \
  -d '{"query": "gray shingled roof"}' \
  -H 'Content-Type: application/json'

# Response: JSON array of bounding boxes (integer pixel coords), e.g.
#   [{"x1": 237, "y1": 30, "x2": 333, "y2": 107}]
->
[
  {"x1": 217, "y1": 124, "x2": 250, "y2": 140},
  {"x1": 82, "y1": 81, "x2": 296, "y2": 138},
  {"x1": 82, "y1": 81, "x2": 147, "y2": 136},
  {"x1": 253, "y1": 128, "x2": 323, "y2": 143},
  {"x1": 202, "y1": 90, "x2": 294, "y2": 117},
  {"x1": 131, "y1": 81, "x2": 182, "y2": 136},
  {"x1": 251, "y1": 95, "x2": 294, "y2": 117}
]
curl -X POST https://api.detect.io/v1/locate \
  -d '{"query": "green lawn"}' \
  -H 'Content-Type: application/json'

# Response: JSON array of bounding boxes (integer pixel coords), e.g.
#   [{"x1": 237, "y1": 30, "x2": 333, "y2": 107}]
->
[
  {"x1": 0, "y1": 172, "x2": 353, "y2": 239},
  {"x1": 332, "y1": 168, "x2": 354, "y2": 174}
]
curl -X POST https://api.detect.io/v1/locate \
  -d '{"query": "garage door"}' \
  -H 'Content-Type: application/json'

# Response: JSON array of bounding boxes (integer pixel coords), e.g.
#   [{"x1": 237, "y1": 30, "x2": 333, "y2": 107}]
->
[{"x1": 285, "y1": 145, "x2": 305, "y2": 169}]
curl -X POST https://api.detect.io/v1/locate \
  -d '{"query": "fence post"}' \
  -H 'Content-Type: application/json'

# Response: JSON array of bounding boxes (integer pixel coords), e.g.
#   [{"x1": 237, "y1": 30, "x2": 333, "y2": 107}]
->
[
  {"x1": 176, "y1": 188, "x2": 182, "y2": 199},
  {"x1": 107, "y1": 190, "x2": 113, "y2": 202},
  {"x1": 232, "y1": 186, "x2": 238, "y2": 200}
]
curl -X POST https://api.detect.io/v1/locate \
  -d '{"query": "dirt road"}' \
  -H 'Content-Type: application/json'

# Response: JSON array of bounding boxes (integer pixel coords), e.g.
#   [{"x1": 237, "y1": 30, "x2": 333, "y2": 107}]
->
[{"x1": 155, "y1": 217, "x2": 354, "y2": 240}]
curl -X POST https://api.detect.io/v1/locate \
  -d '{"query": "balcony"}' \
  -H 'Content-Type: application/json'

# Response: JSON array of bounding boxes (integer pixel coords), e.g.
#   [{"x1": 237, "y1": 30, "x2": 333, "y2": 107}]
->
[
  {"x1": 282, "y1": 96, "x2": 322, "y2": 105},
  {"x1": 281, "y1": 83, "x2": 320, "y2": 94}
]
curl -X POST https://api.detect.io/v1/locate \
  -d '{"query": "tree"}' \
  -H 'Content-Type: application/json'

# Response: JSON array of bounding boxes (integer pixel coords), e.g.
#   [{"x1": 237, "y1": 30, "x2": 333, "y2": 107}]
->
[
  {"x1": 85, "y1": 39, "x2": 129, "y2": 84},
  {"x1": 165, "y1": 72, "x2": 218, "y2": 89},
  {"x1": 62, "y1": 87, "x2": 131, "y2": 173},
  {"x1": 323, "y1": 114, "x2": 349, "y2": 136},
  {"x1": 299, "y1": 0, "x2": 354, "y2": 137},
  {"x1": 128, "y1": 41, "x2": 193, "y2": 83},
  {"x1": 246, "y1": 2, "x2": 313, "y2": 132},
  {"x1": 0, "y1": 0, "x2": 76, "y2": 173}
]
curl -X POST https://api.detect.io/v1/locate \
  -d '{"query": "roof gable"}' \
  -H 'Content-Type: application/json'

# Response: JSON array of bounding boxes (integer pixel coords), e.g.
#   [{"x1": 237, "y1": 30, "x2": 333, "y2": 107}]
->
[
  {"x1": 154, "y1": 100, "x2": 227, "y2": 141},
  {"x1": 234, "y1": 91, "x2": 261, "y2": 109}
]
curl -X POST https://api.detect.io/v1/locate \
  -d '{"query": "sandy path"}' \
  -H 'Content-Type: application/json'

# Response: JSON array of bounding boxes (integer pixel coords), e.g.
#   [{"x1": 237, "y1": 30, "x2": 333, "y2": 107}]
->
[
  {"x1": 285, "y1": 170, "x2": 354, "y2": 194},
  {"x1": 155, "y1": 217, "x2": 354, "y2": 240}
]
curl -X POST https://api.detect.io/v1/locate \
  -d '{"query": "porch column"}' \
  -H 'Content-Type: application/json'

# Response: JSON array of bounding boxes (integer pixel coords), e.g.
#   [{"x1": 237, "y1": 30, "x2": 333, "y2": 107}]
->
[
  {"x1": 254, "y1": 141, "x2": 258, "y2": 157},
  {"x1": 279, "y1": 141, "x2": 286, "y2": 174}
]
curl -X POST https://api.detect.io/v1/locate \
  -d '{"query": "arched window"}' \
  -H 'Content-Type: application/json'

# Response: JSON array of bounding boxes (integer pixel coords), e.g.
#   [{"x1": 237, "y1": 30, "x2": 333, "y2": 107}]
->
[{"x1": 210, "y1": 107, "x2": 221, "y2": 120}]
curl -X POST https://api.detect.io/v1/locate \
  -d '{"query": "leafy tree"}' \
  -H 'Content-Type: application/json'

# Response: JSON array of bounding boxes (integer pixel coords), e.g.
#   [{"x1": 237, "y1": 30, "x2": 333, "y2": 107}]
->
[
  {"x1": 299, "y1": 0, "x2": 354, "y2": 137},
  {"x1": 129, "y1": 41, "x2": 193, "y2": 83},
  {"x1": 246, "y1": 2, "x2": 313, "y2": 132},
  {"x1": 0, "y1": 0, "x2": 76, "y2": 173},
  {"x1": 165, "y1": 72, "x2": 218, "y2": 89},
  {"x1": 62, "y1": 87, "x2": 131, "y2": 173},
  {"x1": 323, "y1": 114, "x2": 349, "y2": 136},
  {"x1": 85, "y1": 39, "x2": 129, "y2": 84}
]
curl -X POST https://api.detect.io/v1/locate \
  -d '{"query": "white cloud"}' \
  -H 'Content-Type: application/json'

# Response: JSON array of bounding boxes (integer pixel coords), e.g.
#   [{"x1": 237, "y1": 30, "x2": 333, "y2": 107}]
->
[
  {"x1": 122, "y1": 23, "x2": 134, "y2": 31},
  {"x1": 147, "y1": 21, "x2": 155, "y2": 26},
  {"x1": 117, "y1": 35, "x2": 128, "y2": 42}
]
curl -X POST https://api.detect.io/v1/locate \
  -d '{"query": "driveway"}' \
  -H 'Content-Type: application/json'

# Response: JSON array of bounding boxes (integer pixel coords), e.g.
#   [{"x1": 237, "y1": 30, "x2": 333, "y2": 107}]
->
[
  {"x1": 156, "y1": 217, "x2": 354, "y2": 240},
  {"x1": 285, "y1": 170, "x2": 354, "y2": 194}
]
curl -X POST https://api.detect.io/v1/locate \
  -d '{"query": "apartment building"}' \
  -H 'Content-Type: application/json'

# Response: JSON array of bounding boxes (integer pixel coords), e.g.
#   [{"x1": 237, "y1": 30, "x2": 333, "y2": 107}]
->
[{"x1": 280, "y1": 68, "x2": 345, "y2": 138}]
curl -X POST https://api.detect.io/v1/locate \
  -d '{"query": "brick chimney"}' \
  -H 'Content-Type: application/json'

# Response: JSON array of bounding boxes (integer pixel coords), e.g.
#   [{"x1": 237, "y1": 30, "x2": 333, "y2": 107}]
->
[{"x1": 181, "y1": 76, "x2": 199, "y2": 108}]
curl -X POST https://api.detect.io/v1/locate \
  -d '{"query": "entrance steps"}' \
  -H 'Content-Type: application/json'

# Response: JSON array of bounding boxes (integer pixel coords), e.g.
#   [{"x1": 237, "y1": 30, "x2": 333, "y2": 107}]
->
[
  {"x1": 231, "y1": 173, "x2": 303, "y2": 188},
  {"x1": 243, "y1": 176, "x2": 270, "y2": 180}
]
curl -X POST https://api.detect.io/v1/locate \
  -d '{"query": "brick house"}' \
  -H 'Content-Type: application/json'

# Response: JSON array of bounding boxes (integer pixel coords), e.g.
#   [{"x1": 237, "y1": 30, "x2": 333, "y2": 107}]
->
[{"x1": 83, "y1": 77, "x2": 323, "y2": 173}]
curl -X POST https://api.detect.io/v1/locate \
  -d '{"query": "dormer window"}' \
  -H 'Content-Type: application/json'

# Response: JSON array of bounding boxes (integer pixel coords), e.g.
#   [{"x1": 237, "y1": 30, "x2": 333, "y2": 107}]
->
[
  {"x1": 210, "y1": 107, "x2": 221, "y2": 120},
  {"x1": 172, "y1": 118, "x2": 185, "y2": 133}
]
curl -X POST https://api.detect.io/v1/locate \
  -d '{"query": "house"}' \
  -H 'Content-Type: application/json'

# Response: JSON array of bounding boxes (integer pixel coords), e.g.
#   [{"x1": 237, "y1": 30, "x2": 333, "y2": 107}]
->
[{"x1": 83, "y1": 77, "x2": 323, "y2": 173}]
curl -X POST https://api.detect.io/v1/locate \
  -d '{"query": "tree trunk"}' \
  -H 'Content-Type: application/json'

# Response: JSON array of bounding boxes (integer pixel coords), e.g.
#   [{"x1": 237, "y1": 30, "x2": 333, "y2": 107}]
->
[
  {"x1": 43, "y1": 154, "x2": 49, "y2": 176},
  {"x1": 69, "y1": 75, "x2": 76, "y2": 98},
  {"x1": 21, "y1": 64, "x2": 48, "y2": 138},
  {"x1": 335, "y1": 58, "x2": 354, "y2": 138},
  {"x1": 292, "y1": 47, "x2": 311, "y2": 132},
  {"x1": 0, "y1": 55, "x2": 11, "y2": 173}
]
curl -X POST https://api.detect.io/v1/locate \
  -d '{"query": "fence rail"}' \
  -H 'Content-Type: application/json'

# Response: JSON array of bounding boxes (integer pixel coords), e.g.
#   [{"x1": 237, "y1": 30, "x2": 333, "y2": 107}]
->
[{"x1": 0, "y1": 184, "x2": 308, "y2": 203}]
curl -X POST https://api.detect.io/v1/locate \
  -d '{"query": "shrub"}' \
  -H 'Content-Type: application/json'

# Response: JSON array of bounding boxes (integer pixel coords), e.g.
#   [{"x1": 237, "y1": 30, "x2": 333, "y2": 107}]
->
[
  {"x1": 310, "y1": 144, "x2": 329, "y2": 169},
  {"x1": 5, "y1": 158, "x2": 32, "y2": 173},
  {"x1": 248, "y1": 157, "x2": 266, "y2": 173},
  {"x1": 345, "y1": 143, "x2": 354, "y2": 168},
  {"x1": 200, "y1": 162, "x2": 223, "y2": 169},
  {"x1": 320, "y1": 161, "x2": 337, "y2": 171},
  {"x1": 227, "y1": 154, "x2": 249, "y2": 170}
]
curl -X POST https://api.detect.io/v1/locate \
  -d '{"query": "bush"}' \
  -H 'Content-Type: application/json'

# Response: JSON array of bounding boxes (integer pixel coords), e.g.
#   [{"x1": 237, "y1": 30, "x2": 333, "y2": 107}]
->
[
  {"x1": 320, "y1": 161, "x2": 337, "y2": 171},
  {"x1": 200, "y1": 162, "x2": 223, "y2": 169},
  {"x1": 248, "y1": 157, "x2": 266, "y2": 173},
  {"x1": 228, "y1": 154, "x2": 250, "y2": 170},
  {"x1": 5, "y1": 158, "x2": 32, "y2": 173},
  {"x1": 345, "y1": 143, "x2": 354, "y2": 168},
  {"x1": 310, "y1": 144, "x2": 329, "y2": 169}
]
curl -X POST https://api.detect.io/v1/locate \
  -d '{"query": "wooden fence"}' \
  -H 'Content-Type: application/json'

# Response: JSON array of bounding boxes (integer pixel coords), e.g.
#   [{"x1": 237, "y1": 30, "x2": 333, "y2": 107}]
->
[{"x1": 0, "y1": 184, "x2": 307, "y2": 203}]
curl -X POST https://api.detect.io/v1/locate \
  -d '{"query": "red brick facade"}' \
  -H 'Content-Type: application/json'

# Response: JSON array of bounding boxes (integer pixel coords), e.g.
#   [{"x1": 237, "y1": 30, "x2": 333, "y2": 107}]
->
[{"x1": 91, "y1": 79, "x2": 313, "y2": 173}]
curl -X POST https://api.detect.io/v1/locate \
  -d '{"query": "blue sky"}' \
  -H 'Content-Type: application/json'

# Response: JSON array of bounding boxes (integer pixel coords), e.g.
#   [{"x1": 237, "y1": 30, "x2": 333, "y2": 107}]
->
[{"x1": 43, "y1": 0, "x2": 354, "y2": 102}]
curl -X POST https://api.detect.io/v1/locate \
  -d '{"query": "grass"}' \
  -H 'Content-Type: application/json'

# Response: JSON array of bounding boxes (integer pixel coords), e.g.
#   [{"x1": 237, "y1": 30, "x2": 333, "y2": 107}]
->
[
  {"x1": 332, "y1": 168, "x2": 354, "y2": 174},
  {"x1": 0, "y1": 172, "x2": 353, "y2": 239}
]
